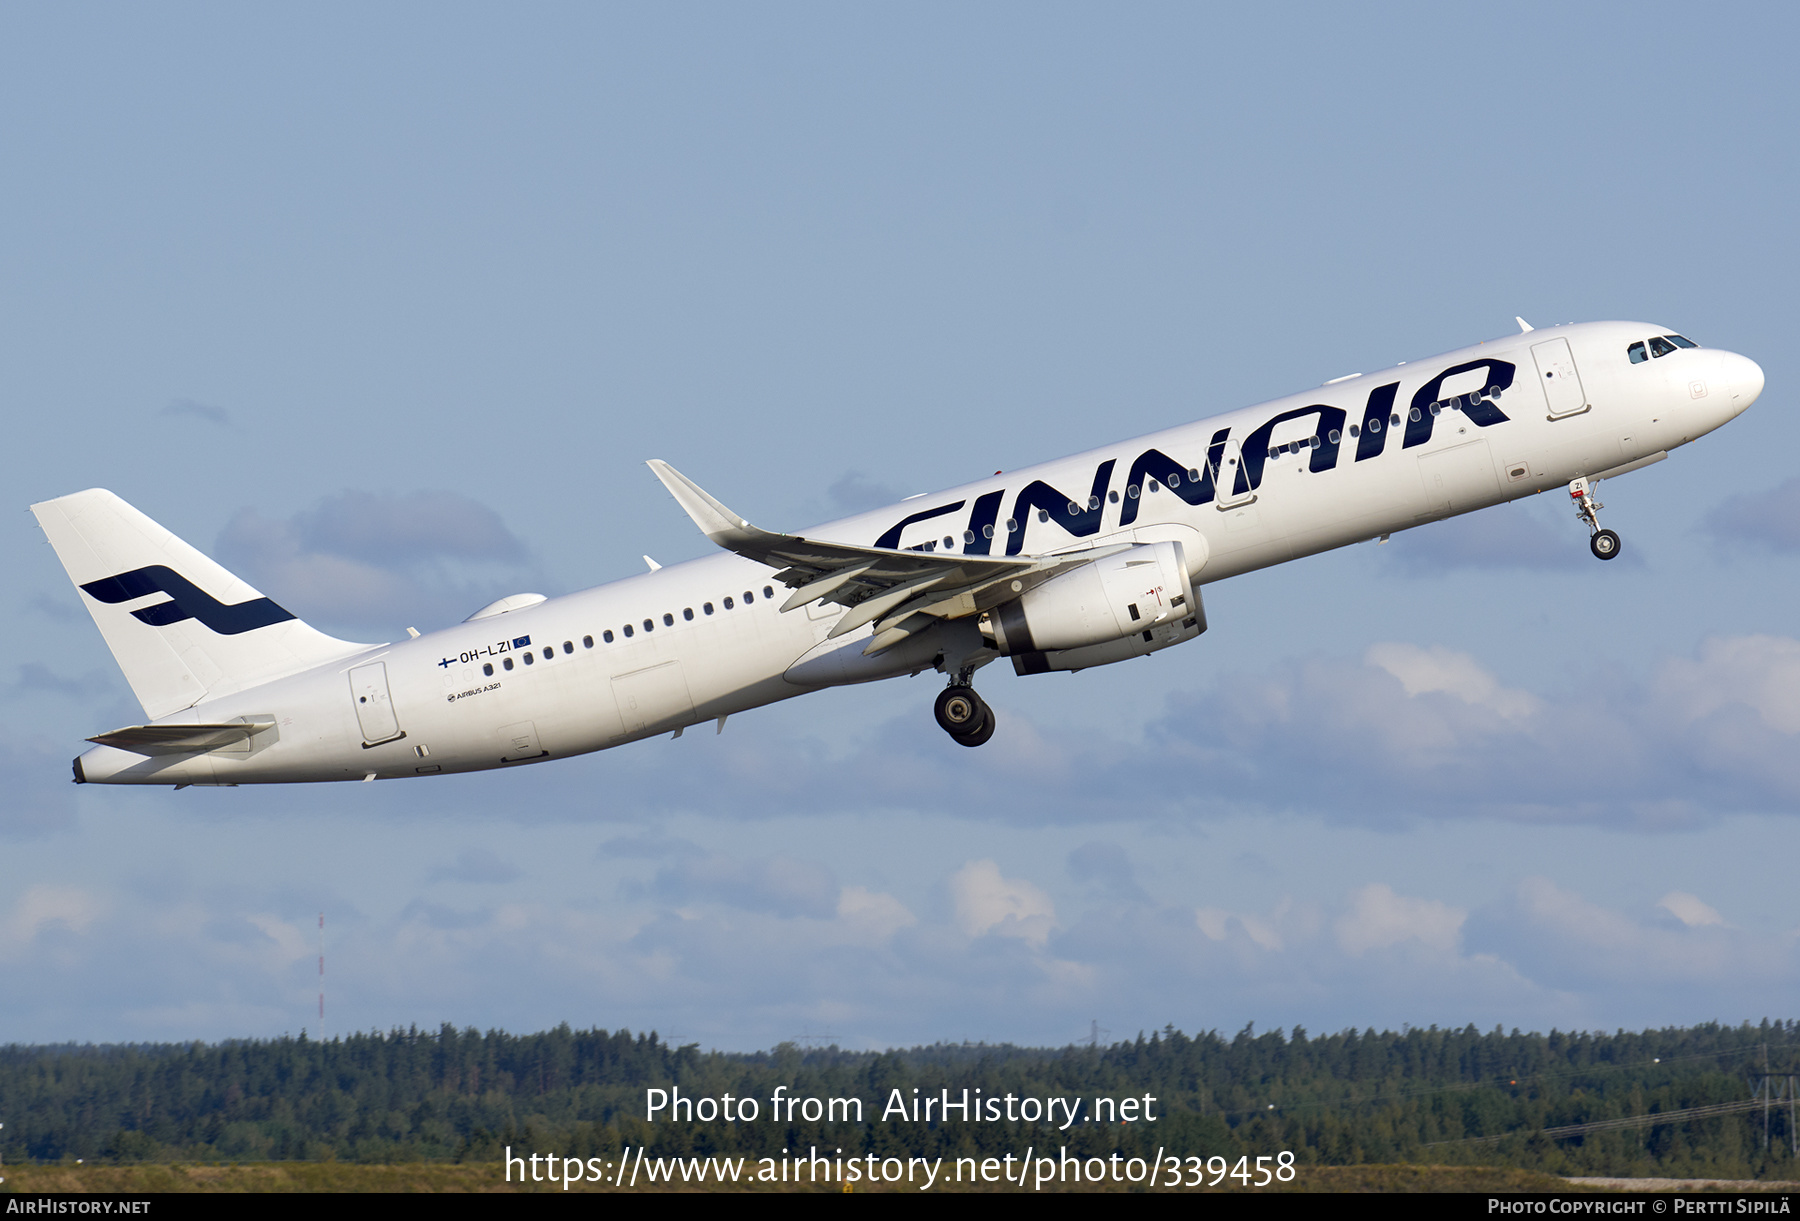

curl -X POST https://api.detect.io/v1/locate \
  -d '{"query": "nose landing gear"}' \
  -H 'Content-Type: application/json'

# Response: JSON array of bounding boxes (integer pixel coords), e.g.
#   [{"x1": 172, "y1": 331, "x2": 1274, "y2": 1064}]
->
[
  {"x1": 1570, "y1": 478, "x2": 1621, "y2": 561},
  {"x1": 934, "y1": 683, "x2": 996, "y2": 747}
]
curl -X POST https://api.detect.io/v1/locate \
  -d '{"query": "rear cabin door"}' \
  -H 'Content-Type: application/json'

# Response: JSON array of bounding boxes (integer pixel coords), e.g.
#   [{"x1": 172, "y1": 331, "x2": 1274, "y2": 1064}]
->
[{"x1": 348, "y1": 661, "x2": 403, "y2": 745}]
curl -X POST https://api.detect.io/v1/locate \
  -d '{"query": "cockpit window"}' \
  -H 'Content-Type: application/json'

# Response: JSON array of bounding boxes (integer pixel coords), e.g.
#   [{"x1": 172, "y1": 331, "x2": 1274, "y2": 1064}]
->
[
  {"x1": 1628, "y1": 341, "x2": 1648, "y2": 364},
  {"x1": 1665, "y1": 334, "x2": 1698, "y2": 348},
  {"x1": 1648, "y1": 336, "x2": 1678, "y2": 359}
]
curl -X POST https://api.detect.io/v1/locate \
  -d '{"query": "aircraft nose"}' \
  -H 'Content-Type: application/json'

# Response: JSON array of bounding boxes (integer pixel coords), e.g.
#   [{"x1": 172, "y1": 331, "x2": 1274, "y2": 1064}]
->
[{"x1": 1721, "y1": 351, "x2": 1765, "y2": 406}]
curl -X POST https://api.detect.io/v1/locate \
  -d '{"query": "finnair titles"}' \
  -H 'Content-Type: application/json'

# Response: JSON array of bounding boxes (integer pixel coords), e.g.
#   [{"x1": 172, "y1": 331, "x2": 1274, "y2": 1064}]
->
[{"x1": 32, "y1": 320, "x2": 1763, "y2": 785}]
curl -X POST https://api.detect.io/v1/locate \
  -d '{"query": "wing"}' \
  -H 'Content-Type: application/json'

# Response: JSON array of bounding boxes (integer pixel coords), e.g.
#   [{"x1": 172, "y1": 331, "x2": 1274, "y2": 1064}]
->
[{"x1": 647, "y1": 460, "x2": 1118, "y2": 655}]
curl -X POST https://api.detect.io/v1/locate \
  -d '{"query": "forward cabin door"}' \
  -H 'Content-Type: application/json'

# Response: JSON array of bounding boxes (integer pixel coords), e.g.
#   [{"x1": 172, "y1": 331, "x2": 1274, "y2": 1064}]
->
[
  {"x1": 348, "y1": 661, "x2": 403, "y2": 745},
  {"x1": 1532, "y1": 337, "x2": 1590, "y2": 419}
]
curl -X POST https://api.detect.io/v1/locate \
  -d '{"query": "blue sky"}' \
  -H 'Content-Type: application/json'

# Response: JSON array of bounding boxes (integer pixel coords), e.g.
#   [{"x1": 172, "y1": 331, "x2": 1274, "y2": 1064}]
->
[{"x1": 3, "y1": 2, "x2": 1798, "y2": 1048}]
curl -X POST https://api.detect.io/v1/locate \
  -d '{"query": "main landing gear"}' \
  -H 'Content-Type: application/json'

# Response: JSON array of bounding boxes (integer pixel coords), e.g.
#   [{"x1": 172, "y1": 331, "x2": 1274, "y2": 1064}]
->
[
  {"x1": 1569, "y1": 477, "x2": 1621, "y2": 561},
  {"x1": 934, "y1": 682, "x2": 996, "y2": 748}
]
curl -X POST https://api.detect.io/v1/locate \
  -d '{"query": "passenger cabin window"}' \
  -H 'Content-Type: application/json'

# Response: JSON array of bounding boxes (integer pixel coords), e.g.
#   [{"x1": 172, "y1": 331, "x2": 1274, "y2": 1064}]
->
[
  {"x1": 742, "y1": 591, "x2": 754, "y2": 604},
  {"x1": 1649, "y1": 336, "x2": 1678, "y2": 359},
  {"x1": 663, "y1": 613, "x2": 673, "y2": 626},
  {"x1": 723, "y1": 596, "x2": 734, "y2": 609},
  {"x1": 643, "y1": 619, "x2": 654, "y2": 632},
  {"x1": 1628, "y1": 341, "x2": 1649, "y2": 364},
  {"x1": 563, "y1": 641, "x2": 573, "y2": 654},
  {"x1": 523, "y1": 652, "x2": 534, "y2": 665},
  {"x1": 623, "y1": 624, "x2": 633, "y2": 638},
  {"x1": 704, "y1": 602, "x2": 715, "y2": 615},
  {"x1": 683, "y1": 608, "x2": 694, "y2": 621},
  {"x1": 503, "y1": 656, "x2": 514, "y2": 670},
  {"x1": 583, "y1": 635, "x2": 594, "y2": 648},
  {"x1": 483, "y1": 662, "x2": 493, "y2": 676},
  {"x1": 763, "y1": 586, "x2": 774, "y2": 599}
]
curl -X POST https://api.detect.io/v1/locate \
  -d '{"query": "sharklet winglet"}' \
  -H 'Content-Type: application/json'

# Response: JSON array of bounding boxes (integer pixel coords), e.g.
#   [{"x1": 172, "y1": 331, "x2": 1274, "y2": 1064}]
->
[{"x1": 645, "y1": 459, "x2": 759, "y2": 547}]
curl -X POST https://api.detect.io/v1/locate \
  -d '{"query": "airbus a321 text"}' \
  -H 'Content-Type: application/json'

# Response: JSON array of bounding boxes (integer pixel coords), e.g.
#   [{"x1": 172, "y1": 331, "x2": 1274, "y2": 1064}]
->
[{"x1": 33, "y1": 319, "x2": 1764, "y2": 786}]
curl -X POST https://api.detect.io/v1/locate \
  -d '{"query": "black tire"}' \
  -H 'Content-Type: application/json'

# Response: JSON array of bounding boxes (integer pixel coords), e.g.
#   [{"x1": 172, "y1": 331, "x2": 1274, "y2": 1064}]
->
[
  {"x1": 952, "y1": 703, "x2": 996, "y2": 748},
  {"x1": 934, "y1": 686, "x2": 983, "y2": 735},
  {"x1": 1590, "y1": 529, "x2": 1621, "y2": 561}
]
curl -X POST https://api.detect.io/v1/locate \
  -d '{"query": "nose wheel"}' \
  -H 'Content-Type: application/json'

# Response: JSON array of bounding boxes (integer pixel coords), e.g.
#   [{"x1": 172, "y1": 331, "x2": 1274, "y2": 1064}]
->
[
  {"x1": 934, "y1": 684, "x2": 996, "y2": 747},
  {"x1": 1570, "y1": 478, "x2": 1622, "y2": 561}
]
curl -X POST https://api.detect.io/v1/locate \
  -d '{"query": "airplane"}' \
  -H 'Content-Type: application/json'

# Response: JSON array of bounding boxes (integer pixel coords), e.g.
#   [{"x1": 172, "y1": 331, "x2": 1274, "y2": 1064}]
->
[{"x1": 31, "y1": 319, "x2": 1763, "y2": 786}]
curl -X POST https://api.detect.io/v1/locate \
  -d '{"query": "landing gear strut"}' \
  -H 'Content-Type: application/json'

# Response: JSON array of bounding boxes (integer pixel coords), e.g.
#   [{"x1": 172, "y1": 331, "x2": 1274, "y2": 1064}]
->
[
  {"x1": 1569, "y1": 478, "x2": 1621, "y2": 561},
  {"x1": 934, "y1": 683, "x2": 995, "y2": 748}
]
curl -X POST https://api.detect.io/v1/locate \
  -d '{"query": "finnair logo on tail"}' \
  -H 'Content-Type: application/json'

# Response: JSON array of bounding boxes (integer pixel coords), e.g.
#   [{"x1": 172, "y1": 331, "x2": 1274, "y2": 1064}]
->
[{"x1": 80, "y1": 566, "x2": 296, "y2": 635}]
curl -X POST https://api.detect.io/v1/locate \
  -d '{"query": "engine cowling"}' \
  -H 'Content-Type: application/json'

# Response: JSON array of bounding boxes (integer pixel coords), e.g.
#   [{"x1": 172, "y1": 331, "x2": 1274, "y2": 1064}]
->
[{"x1": 979, "y1": 540, "x2": 1202, "y2": 673}]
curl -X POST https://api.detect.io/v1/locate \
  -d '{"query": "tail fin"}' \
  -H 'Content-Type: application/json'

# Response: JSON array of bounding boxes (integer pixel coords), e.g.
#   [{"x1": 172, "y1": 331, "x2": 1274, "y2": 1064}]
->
[{"x1": 30, "y1": 489, "x2": 374, "y2": 718}]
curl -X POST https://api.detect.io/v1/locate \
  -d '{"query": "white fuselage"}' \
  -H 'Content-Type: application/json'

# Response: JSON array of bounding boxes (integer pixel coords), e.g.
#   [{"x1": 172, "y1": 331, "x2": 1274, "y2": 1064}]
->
[{"x1": 74, "y1": 321, "x2": 1763, "y2": 785}]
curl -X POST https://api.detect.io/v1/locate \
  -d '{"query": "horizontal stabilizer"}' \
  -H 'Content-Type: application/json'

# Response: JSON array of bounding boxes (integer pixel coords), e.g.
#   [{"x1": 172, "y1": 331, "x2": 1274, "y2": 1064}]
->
[{"x1": 89, "y1": 720, "x2": 276, "y2": 755}]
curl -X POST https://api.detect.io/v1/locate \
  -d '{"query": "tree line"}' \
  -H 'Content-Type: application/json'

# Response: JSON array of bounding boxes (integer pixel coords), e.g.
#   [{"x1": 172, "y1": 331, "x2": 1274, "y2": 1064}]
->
[{"x1": 1, "y1": 1020, "x2": 1794, "y2": 1179}]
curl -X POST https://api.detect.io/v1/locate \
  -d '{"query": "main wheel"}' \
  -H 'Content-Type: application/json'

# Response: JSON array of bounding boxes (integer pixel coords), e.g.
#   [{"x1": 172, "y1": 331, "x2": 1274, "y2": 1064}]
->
[
  {"x1": 1590, "y1": 528, "x2": 1621, "y2": 560},
  {"x1": 934, "y1": 685, "x2": 983, "y2": 735},
  {"x1": 952, "y1": 703, "x2": 996, "y2": 748}
]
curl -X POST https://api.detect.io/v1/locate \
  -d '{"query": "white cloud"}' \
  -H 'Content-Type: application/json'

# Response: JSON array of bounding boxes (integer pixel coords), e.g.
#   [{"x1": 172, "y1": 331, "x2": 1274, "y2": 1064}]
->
[
  {"x1": 1335, "y1": 883, "x2": 1465, "y2": 955},
  {"x1": 1475, "y1": 877, "x2": 1796, "y2": 995},
  {"x1": 836, "y1": 886, "x2": 916, "y2": 942},
  {"x1": 1192, "y1": 900, "x2": 1296, "y2": 951},
  {"x1": 1653, "y1": 635, "x2": 1800, "y2": 735},
  {"x1": 949, "y1": 860, "x2": 1056, "y2": 946},
  {"x1": 1657, "y1": 891, "x2": 1727, "y2": 928},
  {"x1": 0, "y1": 885, "x2": 103, "y2": 959},
  {"x1": 1365, "y1": 643, "x2": 1540, "y2": 721},
  {"x1": 246, "y1": 914, "x2": 316, "y2": 969}
]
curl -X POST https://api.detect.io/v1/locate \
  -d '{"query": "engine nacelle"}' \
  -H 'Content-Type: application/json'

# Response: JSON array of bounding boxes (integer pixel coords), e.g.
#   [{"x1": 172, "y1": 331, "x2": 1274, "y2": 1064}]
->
[
  {"x1": 979, "y1": 540, "x2": 1203, "y2": 673},
  {"x1": 1010, "y1": 600, "x2": 1205, "y2": 674}
]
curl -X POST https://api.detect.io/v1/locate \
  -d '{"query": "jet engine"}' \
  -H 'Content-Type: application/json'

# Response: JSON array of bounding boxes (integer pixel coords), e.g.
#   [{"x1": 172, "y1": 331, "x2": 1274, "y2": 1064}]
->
[{"x1": 979, "y1": 540, "x2": 1205, "y2": 675}]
